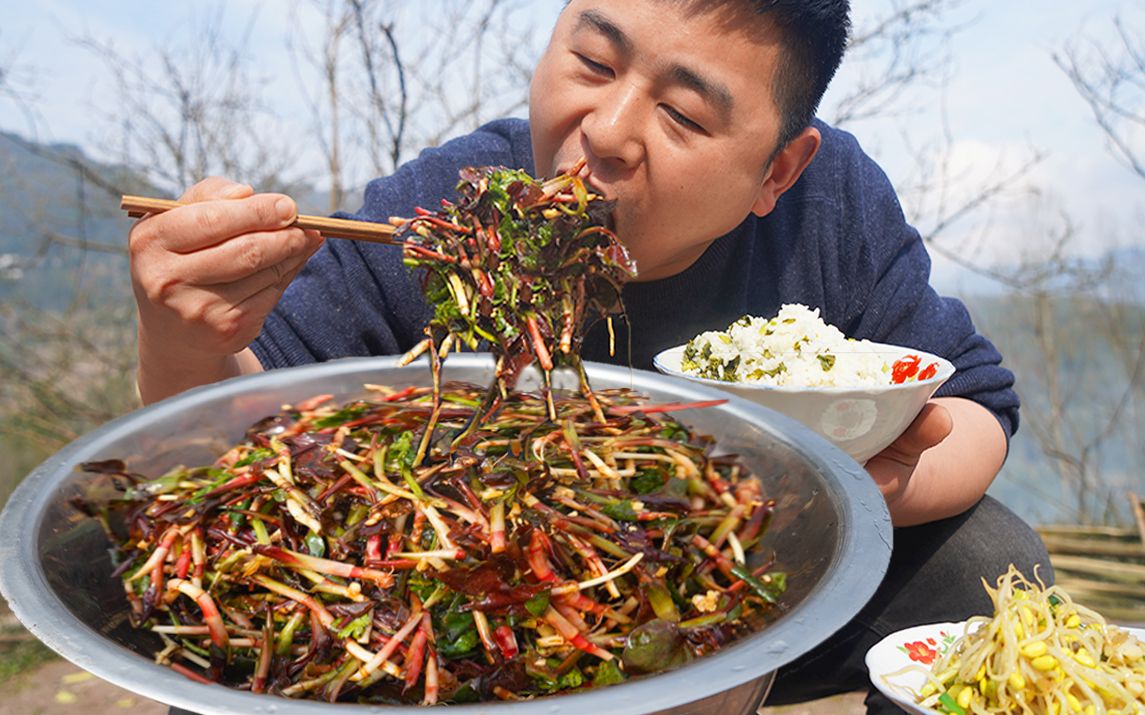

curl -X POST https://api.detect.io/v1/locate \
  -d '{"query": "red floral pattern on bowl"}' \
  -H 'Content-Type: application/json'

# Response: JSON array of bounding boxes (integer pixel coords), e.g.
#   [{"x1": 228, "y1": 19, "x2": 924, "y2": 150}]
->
[{"x1": 896, "y1": 632, "x2": 955, "y2": 665}]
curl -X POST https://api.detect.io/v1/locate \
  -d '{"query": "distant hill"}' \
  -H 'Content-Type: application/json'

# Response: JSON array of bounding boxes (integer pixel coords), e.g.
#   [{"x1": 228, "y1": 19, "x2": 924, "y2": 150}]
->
[
  {"x1": 0, "y1": 131, "x2": 148, "y2": 253},
  {"x1": 0, "y1": 131, "x2": 148, "y2": 309},
  {"x1": 0, "y1": 131, "x2": 335, "y2": 310}
]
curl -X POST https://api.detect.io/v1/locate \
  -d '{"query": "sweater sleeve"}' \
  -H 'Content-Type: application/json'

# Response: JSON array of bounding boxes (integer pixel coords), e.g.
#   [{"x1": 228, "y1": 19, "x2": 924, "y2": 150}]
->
[
  {"x1": 818, "y1": 125, "x2": 1021, "y2": 440},
  {"x1": 251, "y1": 119, "x2": 534, "y2": 369}
]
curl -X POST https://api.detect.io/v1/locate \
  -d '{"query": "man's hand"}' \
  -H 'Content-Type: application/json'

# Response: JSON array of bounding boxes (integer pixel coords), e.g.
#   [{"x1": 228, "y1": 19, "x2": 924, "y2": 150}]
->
[
  {"x1": 129, "y1": 177, "x2": 325, "y2": 404},
  {"x1": 866, "y1": 401, "x2": 953, "y2": 506},
  {"x1": 865, "y1": 397, "x2": 1007, "y2": 527}
]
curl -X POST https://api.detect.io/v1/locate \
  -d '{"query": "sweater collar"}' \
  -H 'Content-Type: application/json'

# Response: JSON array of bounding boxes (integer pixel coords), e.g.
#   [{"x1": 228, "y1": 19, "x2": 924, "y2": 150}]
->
[{"x1": 619, "y1": 227, "x2": 742, "y2": 316}]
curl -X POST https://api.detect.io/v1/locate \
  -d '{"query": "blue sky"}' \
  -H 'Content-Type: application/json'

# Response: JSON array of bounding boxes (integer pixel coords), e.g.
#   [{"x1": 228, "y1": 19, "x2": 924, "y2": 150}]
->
[{"x1": 2, "y1": 1, "x2": 1141, "y2": 288}]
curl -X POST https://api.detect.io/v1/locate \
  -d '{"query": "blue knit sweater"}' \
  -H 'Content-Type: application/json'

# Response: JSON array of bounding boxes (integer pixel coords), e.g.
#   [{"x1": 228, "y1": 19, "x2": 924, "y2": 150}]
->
[{"x1": 251, "y1": 118, "x2": 1019, "y2": 439}]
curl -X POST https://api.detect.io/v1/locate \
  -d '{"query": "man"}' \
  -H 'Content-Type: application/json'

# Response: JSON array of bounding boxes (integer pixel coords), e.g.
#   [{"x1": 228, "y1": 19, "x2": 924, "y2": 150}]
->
[{"x1": 139, "y1": 1, "x2": 1049, "y2": 712}]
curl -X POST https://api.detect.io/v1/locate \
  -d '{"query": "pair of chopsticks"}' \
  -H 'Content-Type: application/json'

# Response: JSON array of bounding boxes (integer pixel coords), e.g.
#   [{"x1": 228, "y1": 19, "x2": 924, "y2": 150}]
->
[{"x1": 120, "y1": 196, "x2": 401, "y2": 245}]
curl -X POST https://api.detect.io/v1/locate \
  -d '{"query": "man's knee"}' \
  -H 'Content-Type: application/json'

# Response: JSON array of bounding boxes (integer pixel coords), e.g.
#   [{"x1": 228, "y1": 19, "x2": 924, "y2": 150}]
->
[
  {"x1": 947, "y1": 495, "x2": 1052, "y2": 586},
  {"x1": 872, "y1": 495, "x2": 1051, "y2": 627}
]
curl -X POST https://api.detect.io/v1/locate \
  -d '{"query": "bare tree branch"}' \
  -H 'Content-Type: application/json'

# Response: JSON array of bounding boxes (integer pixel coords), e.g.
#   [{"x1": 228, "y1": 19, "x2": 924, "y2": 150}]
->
[
  {"x1": 285, "y1": 0, "x2": 539, "y2": 209},
  {"x1": 71, "y1": 6, "x2": 300, "y2": 195},
  {"x1": 832, "y1": 0, "x2": 970, "y2": 128},
  {"x1": 38, "y1": 231, "x2": 128, "y2": 257},
  {"x1": 0, "y1": 30, "x2": 43, "y2": 137},
  {"x1": 348, "y1": 0, "x2": 408, "y2": 175},
  {"x1": 378, "y1": 23, "x2": 408, "y2": 170},
  {"x1": 1055, "y1": 16, "x2": 1145, "y2": 182}
]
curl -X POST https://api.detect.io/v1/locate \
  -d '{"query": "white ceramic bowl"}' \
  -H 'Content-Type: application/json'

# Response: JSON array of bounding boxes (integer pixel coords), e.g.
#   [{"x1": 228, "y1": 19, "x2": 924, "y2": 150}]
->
[{"x1": 653, "y1": 342, "x2": 954, "y2": 464}]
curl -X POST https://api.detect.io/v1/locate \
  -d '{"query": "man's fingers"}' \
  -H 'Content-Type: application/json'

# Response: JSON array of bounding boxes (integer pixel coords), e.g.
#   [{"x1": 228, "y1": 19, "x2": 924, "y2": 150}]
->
[
  {"x1": 159, "y1": 227, "x2": 320, "y2": 286},
  {"x1": 278, "y1": 231, "x2": 323, "y2": 285},
  {"x1": 140, "y1": 193, "x2": 299, "y2": 253},
  {"x1": 205, "y1": 263, "x2": 309, "y2": 353},
  {"x1": 131, "y1": 224, "x2": 322, "y2": 355},
  {"x1": 146, "y1": 251, "x2": 311, "y2": 353},
  {"x1": 160, "y1": 247, "x2": 314, "y2": 315},
  {"x1": 179, "y1": 177, "x2": 254, "y2": 203},
  {"x1": 237, "y1": 248, "x2": 316, "y2": 299}
]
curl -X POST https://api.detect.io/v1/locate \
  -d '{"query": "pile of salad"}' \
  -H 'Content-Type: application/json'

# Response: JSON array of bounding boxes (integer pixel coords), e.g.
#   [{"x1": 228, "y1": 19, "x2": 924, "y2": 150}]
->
[
  {"x1": 399, "y1": 160, "x2": 637, "y2": 434},
  {"x1": 85, "y1": 384, "x2": 784, "y2": 704}
]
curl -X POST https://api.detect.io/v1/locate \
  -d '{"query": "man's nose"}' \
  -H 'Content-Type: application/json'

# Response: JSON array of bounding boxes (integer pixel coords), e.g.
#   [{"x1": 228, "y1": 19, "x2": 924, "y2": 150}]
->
[{"x1": 582, "y1": 82, "x2": 646, "y2": 168}]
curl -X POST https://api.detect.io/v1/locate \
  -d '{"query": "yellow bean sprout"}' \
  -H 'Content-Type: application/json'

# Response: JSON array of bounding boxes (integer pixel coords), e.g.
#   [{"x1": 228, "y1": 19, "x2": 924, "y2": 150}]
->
[{"x1": 917, "y1": 565, "x2": 1144, "y2": 715}]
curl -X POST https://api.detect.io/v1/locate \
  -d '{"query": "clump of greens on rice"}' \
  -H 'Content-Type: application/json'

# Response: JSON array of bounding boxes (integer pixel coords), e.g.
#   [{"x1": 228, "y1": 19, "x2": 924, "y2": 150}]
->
[{"x1": 681, "y1": 304, "x2": 905, "y2": 387}]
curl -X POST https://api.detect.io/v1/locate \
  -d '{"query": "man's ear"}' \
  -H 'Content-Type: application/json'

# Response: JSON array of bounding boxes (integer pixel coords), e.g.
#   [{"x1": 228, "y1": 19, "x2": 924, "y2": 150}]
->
[{"x1": 750, "y1": 126, "x2": 821, "y2": 217}]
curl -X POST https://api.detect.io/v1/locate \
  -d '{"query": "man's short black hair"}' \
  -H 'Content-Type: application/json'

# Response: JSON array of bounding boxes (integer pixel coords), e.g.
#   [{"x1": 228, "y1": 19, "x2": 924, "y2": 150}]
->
[
  {"x1": 557, "y1": 0, "x2": 851, "y2": 151},
  {"x1": 747, "y1": 0, "x2": 851, "y2": 149}
]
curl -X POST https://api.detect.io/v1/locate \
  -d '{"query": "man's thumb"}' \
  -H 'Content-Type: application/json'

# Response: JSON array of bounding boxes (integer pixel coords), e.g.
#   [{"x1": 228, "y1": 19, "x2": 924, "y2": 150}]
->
[{"x1": 898, "y1": 402, "x2": 953, "y2": 456}]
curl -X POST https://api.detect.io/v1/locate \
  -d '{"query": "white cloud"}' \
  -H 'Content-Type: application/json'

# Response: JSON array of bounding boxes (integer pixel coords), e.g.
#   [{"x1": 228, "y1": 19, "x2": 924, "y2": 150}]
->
[
  {"x1": 825, "y1": 0, "x2": 1144, "y2": 283},
  {"x1": 904, "y1": 134, "x2": 1142, "y2": 270}
]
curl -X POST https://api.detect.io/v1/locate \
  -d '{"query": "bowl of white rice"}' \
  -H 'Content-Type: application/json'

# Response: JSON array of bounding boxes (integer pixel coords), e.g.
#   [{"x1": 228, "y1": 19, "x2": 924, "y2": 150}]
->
[{"x1": 653, "y1": 304, "x2": 954, "y2": 463}]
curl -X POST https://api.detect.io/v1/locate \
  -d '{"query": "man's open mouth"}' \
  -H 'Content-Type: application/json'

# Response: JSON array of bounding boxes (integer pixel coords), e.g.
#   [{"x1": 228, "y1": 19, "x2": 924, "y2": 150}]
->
[{"x1": 558, "y1": 161, "x2": 617, "y2": 232}]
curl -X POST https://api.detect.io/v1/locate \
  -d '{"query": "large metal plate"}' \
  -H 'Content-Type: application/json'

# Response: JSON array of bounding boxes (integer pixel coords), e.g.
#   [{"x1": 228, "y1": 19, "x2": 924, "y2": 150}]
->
[{"x1": 0, "y1": 355, "x2": 891, "y2": 714}]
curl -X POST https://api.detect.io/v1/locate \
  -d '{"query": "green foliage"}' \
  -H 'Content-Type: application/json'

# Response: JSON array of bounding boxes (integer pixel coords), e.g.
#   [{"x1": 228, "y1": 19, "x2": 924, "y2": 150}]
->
[
  {"x1": 601, "y1": 499, "x2": 640, "y2": 522},
  {"x1": 0, "y1": 639, "x2": 58, "y2": 683},
  {"x1": 631, "y1": 469, "x2": 665, "y2": 495},
  {"x1": 312, "y1": 403, "x2": 368, "y2": 429},
  {"x1": 591, "y1": 659, "x2": 626, "y2": 687},
  {"x1": 335, "y1": 613, "x2": 372, "y2": 640},
  {"x1": 524, "y1": 591, "x2": 550, "y2": 617},
  {"x1": 0, "y1": 299, "x2": 138, "y2": 511},
  {"x1": 529, "y1": 664, "x2": 586, "y2": 693},
  {"x1": 434, "y1": 596, "x2": 480, "y2": 658}
]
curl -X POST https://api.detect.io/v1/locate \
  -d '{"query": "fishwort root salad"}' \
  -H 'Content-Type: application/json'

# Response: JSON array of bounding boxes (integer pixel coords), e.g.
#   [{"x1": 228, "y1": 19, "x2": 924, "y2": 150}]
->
[
  {"x1": 396, "y1": 159, "x2": 637, "y2": 454},
  {"x1": 80, "y1": 163, "x2": 788, "y2": 705},
  {"x1": 81, "y1": 384, "x2": 785, "y2": 704}
]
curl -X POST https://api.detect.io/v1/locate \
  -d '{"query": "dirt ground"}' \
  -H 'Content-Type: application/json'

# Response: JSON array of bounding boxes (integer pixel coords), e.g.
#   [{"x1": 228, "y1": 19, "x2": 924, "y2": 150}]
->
[
  {"x1": 2, "y1": 660, "x2": 166, "y2": 715},
  {"x1": 0, "y1": 658, "x2": 866, "y2": 715}
]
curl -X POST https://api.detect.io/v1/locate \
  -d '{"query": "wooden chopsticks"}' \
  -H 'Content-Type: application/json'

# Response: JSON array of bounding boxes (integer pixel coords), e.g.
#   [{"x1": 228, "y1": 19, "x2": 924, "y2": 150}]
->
[{"x1": 120, "y1": 195, "x2": 401, "y2": 245}]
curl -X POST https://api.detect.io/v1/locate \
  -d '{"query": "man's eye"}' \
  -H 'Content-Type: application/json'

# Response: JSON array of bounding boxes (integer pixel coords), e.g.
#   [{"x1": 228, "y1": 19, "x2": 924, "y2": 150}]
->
[
  {"x1": 663, "y1": 105, "x2": 705, "y2": 133},
  {"x1": 575, "y1": 53, "x2": 613, "y2": 77}
]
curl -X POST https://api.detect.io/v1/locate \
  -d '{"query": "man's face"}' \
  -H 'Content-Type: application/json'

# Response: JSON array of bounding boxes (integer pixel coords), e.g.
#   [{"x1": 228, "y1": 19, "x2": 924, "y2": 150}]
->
[{"x1": 530, "y1": 0, "x2": 786, "y2": 281}]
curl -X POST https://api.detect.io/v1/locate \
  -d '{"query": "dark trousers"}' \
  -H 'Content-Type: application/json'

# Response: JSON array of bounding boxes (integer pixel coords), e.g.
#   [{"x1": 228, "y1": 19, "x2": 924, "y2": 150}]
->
[{"x1": 170, "y1": 495, "x2": 1051, "y2": 715}]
